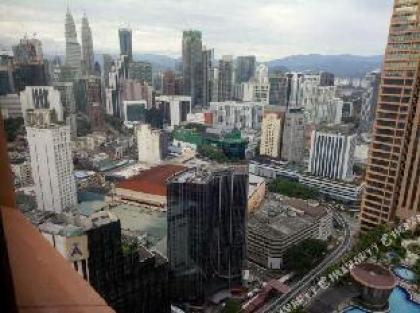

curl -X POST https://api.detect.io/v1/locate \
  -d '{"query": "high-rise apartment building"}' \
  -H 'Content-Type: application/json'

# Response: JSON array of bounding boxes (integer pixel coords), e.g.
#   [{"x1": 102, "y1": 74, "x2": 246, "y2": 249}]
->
[
  {"x1": 286, "y1": 72, "x2": 304, "y2": 108},
  {"x1": 128, "y1": 61, "x2": 153, "y2": 85},
  {"x1": 309, "y1": 129, "x2": 356, "y2": 181},
  {"x1": 119, "y1": 28, "x2": 132, "y2": 61},
  {"x1": 360, "y1": 0, "x2": 420, "y2": 230},
  {"x1": 162, "y1": 70, "x2": 176, "y2": 95},
  {"x1": 260, "y1": 110, "x2": 285, "y2": 159},
  {"x1": 53, "y1": 82, "x2": 78, "y2": 137},
  {"x1": 218, "y1": 55, "x2": 234, "y2": 101},
  {"x1": 26, "y1": 124, "x2": 77, "y2": 213},
  {"x1": 281, "y1": 108, "x2": 305, "y2": 163},
  {"x1": 167, "y1": 166, "x2": 248, "y2": 302},
  {"x1": 210, "y1": 101, "x2": 265, "y2": 130},
  {"x1": 65, "y1": 8, "x2": 82, "y2": 70},
  {"x1": 182, "y1": 30, "x2": 203, "y2": 107},
  {"x1": 81, "y1": 14, "x2": 94, "y2": 74},
  {"x1": 235, "y1": 56, "x2": 256, "y2": 83},
  {"x1": 269, "y1": 74, "x2": 288, "y2": 106}
]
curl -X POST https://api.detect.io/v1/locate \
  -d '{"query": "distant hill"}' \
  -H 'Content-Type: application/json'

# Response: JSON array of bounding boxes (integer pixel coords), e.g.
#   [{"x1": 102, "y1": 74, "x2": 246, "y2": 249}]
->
[
  {"x1": 133, "y1": 53, "x2": 178, "y2": 72},
  {"x1": 268, "y1": 54, "x2": 383, "y2": 78}
]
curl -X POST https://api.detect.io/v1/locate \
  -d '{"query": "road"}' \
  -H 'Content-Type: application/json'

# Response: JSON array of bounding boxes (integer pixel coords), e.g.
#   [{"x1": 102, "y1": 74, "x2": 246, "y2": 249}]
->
[{"x1": 261, "y1": 210, "x2": 352, "y2": 313}]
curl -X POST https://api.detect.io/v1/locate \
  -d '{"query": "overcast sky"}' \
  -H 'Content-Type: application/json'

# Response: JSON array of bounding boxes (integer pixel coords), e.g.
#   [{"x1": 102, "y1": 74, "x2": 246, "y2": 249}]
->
[{"x1": 0, "y1": 0, "x2": 393, "y2": 61}]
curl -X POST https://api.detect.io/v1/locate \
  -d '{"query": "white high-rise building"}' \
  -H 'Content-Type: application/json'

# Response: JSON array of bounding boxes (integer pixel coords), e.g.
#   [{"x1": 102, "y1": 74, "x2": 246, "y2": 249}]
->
[
  {"x1": 136, "y1": 124, "x2": 168, "y2": 164},
  {"x1": 155, "y1": 95, "x2": 192, "y2": 128},
  {"x1": 308, "y1": 129, "x2": 356, "y2": 181},
  {"x1": 210, "y1": 101, "x2": 265, "y2": 130},
  {"x1": 65, "y1": 8, "x2": 82, "y2": 70},
  {"x1": 20, "y1": 86, "x2": 64, "y2": 124},
  {"x1": 81, "y1": 13, "x2": 94, "y2": 74},
  {"x1": 27, "y1": 125, "x2": 77, "y2": 213}
]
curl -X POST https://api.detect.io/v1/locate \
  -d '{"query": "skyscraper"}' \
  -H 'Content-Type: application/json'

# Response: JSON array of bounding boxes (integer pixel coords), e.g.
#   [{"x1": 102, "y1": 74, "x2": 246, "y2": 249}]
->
[
  {"x1": 128, "y1": 61, "x2": 153, "y2": 85},
  {"x1": 202, "y1": 48, "x2": 214, "y2": 107},
  {"x1": 360, "y1": 0, "x2": 420, "y2": 230},
  {"x1": 27, "y1": 124, "x2": 77, "y2": 213},
  {"x1": 359, "y1": 71, "x2": 381, "y2": 134},
  {"x1": 65, "y1": 8, "x2": 82, "y2": 71},
  {"x1": 281, "y1": 107, "x2": 305, "y2": 163},
  {"x1": 235, "y1": 56, "x2": 256, "y2": 83},
  {"x1": 167, "y1": 166, "x2": 248, "y2": 302},
  {"x1": 119, "y1": 28, "x2": 132, "y2": 61},
  {"x1": 81, "y1": 13, "x2": 94, "y2": 74},
  {"x1": 53, "y1": 82, "x2": 78, "y2": 137},
  {"x1": 182, "y1": 30, "x2": 203, "y2": 107},
  {"x1": 269, "y1": 74, "x2": 288, "y2": 106},
  {"x1": 218, "y1": 55, "x2": 234, "y2": 101}
]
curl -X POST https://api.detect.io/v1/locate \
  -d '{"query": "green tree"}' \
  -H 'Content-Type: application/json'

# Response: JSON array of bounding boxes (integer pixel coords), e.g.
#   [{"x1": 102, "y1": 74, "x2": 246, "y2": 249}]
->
[
  {"x1": 222, "y1": 299, "x2": 241, "y2": 313},
  {"x1": 284, "y1": 239, "x2": 328, "y2": 275},
  {"x1": 3, "y1": 117, "x2": 24, "y2": 141},
  {"x1": 268, "y1": 177, "x2": 320, "y2": 200}
]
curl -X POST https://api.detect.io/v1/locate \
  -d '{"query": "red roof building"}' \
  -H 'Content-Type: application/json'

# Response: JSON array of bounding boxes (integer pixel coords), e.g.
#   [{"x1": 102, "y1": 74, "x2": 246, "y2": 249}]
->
[{"x1": 115, "y1": 164, "x2": 186, "y2": 207}]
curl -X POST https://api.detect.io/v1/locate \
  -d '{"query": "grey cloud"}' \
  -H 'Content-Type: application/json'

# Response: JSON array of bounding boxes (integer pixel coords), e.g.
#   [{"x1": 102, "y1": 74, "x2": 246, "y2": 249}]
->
[{"x1": 0, "y1": 0, "x2": 394, "y2": 60}]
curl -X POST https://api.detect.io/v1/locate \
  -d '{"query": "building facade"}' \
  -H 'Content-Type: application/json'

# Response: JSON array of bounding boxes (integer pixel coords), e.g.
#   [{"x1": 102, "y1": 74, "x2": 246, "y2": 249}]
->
[
  {"x1": 167, "y1": 166, "x2": 248, "y2": 302},
  {"x1": 281, "y1": 108, "x2": 305, "y2": 163},
  {"x1": 210, "y1": 101, "x2": 264, "y2": 130},
  {"x1": 247, "y1": 194, "x2": 332, "y2": 269},
  {"x1": 65, "y1": 8, "x2": 82, "y2": 71},
  {"x1": 26, "y1": 124, "x2": 77, "y2": 213},
  {"x1": 136, "y1": 124, "x2": 168, "y2": 164},
  {"x1": 218, "y1": 55, "x2": 235, "y2": 101},
  {"x1": 260, "y1": 111, "x2": 284, "y2": 159},
  {"x1": 235, "y1": 56, "x2": 256, "y2": 84},
  {"x1": 119, "y1": 28, "x2": 132, "y2": 61},
  {"x1": 155, "y1": 95, "x2": 192, "y2": 128},
  {"x1": 128, "y1": 61, "x2": 153, "y2": 85},
  {"x1": 20, "y1": 86, "x2": 64, "y2": 124},
  {"x1": 361, "y1": 0, "x2": 420, "y2": 230},
  {"x1": 182, "y1": 30, "x2": 202, "y2": 107},
  {"x1": 309, "y1": 129, "x2": 356, "y2": 180},
  {"x1": 81, "y1": 14, "x2": 94, "y2": 74}
]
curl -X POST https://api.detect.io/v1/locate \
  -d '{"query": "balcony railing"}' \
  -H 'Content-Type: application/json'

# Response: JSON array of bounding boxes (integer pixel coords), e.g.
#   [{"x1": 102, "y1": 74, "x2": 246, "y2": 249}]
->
[{"x1": 0, "y1": 114, "x2": 115, "y2": 313}]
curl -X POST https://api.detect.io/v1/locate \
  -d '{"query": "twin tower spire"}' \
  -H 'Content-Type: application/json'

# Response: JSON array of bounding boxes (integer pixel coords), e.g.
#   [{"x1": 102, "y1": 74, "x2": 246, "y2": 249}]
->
[{"x1": 65, "y1": 8, "x2": 94, "y2": 74}]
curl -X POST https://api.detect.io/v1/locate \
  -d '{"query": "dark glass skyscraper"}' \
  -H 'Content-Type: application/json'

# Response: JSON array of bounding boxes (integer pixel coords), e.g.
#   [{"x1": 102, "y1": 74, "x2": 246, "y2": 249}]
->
[
  {"x1": 167, "y1": 166, "x2": 248, "y2": 303},
  {"x1": 235, "y1": 55, "x2": 256, "y2": 83},
  {"x1": 182, "y1": 30, "x2": 203, "y2": 107},
  {"x1": 119, "y1": 28, "x2": 132, "y2": 61}
]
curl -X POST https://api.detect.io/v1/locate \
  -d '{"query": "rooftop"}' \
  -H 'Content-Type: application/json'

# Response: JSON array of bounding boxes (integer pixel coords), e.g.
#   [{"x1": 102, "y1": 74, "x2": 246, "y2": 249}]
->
[
  {"x1": 116, "y1": 164, "x2": 186, "y2": 196},
  {"x1": 248, "y1": 193, "x2": 328, "y2": 237},
  {"x1": 351, "y1": 263, "x2": 397, "y2": 290}
]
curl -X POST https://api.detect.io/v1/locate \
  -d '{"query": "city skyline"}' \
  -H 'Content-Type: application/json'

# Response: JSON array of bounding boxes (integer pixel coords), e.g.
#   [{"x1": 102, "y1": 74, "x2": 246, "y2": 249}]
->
[{"x1": 0, "y1": 0, "x2": 393, "y2": 60}]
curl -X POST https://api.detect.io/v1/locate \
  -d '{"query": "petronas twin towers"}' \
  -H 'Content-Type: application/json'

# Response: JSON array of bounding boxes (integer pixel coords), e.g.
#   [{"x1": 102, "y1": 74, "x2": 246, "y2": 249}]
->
[{"x1": 65, "y1": 8, "x2": 94, "y2": 74}]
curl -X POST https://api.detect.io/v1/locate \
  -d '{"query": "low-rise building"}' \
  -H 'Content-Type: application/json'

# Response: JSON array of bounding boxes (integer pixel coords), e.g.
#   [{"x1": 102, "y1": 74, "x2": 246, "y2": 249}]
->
[
  {"x1": 114, "y1": 164, "x2": 186, "y2": 208},
  {"x1": 247, "y1": 193, "x2": 332, "y2": 269},
  {"x1": 11, "y1": 161, "x2": 33, "y2": 187}
]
